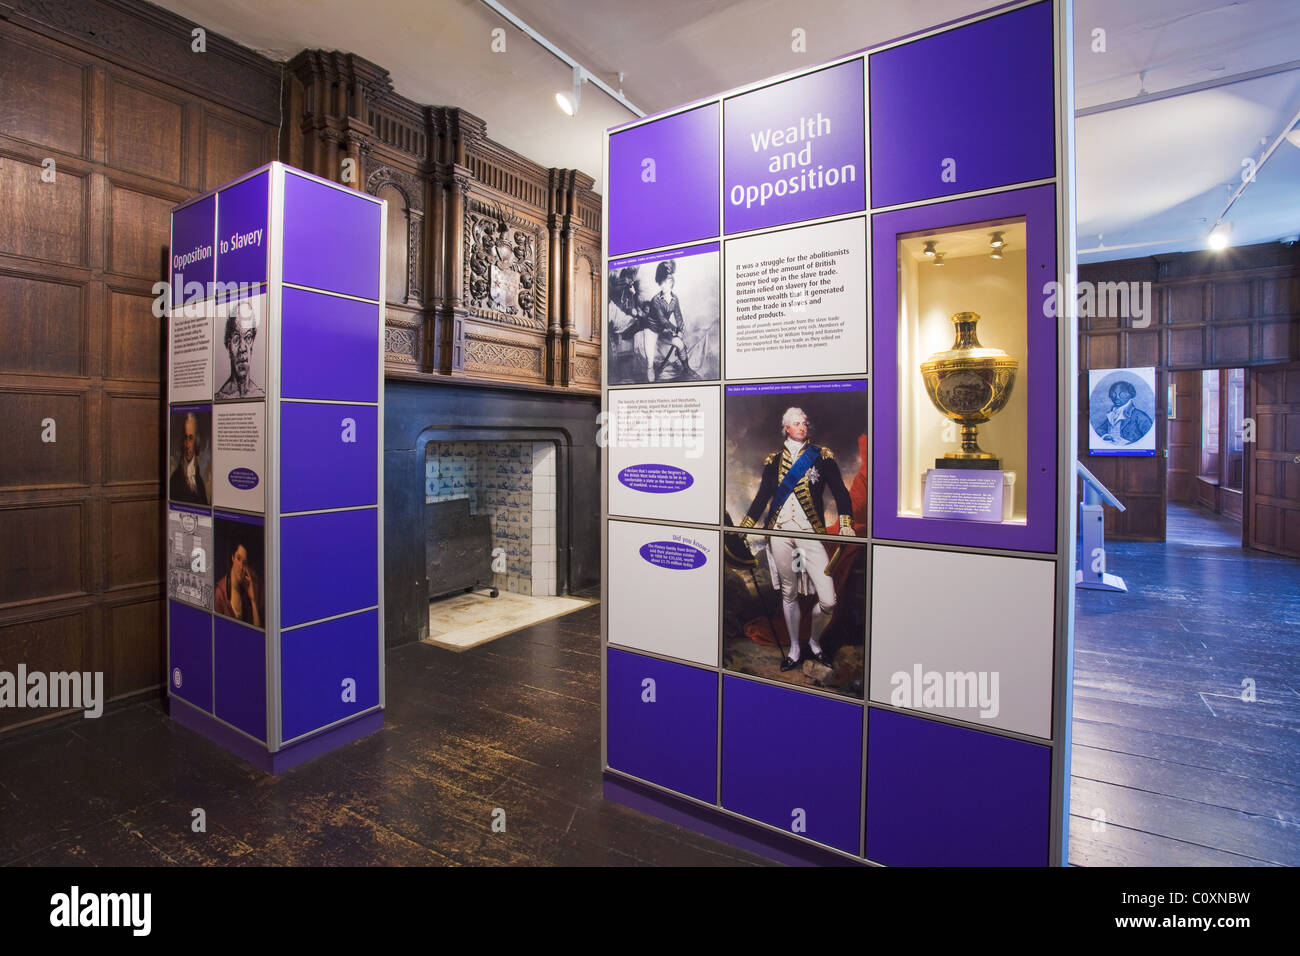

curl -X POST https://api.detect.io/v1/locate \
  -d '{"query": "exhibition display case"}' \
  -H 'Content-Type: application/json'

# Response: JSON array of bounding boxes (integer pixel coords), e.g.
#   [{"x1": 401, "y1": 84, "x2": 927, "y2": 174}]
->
[
  {"x1": 601, "y1": 0, "x2": 1077, "y2": 866},
  {"x1": 165, "y1": 162, "x2": 386, "y2": 772}
]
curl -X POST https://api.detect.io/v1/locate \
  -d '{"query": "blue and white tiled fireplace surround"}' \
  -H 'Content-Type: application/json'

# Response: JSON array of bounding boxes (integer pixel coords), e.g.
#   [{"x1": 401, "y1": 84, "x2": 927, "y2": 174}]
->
[{"x1": 425, "y1": 442, "x2": 558, "y2": 597}]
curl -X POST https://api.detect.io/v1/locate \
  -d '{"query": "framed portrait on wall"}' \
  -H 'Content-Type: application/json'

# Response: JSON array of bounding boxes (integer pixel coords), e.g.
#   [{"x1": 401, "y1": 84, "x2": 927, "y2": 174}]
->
[{"x1": 1088, "y1": 367, "x2": 1157, "y2": 456}]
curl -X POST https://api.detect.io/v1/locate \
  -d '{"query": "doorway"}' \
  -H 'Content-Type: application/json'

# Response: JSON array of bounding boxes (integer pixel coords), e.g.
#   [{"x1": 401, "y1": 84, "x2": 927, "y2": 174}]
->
[{"x1": 1166, "y1": 367, "x2": 1246, "y2": 545}]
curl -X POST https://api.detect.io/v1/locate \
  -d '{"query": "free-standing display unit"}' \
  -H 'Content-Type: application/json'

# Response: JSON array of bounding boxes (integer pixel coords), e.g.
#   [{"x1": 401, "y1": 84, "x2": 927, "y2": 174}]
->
[
  {"x1": 601, "y1": 0, "x2": 1078, "y2": 864},
  {"x1": 166, "y1": 162, "x2": 386, "y2": 772}
]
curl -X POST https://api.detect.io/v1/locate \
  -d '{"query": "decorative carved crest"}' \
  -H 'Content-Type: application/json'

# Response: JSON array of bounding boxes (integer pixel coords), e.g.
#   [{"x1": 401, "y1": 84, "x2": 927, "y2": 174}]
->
[{"x1": 464, "y1": 198, "x2": 546, "y2": 329}]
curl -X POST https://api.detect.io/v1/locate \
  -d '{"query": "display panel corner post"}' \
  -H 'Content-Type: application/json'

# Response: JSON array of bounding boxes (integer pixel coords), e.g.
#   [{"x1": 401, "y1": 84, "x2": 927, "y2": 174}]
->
[{"x1": 165, "y1": 162, "x2": 387, "y2": 772}]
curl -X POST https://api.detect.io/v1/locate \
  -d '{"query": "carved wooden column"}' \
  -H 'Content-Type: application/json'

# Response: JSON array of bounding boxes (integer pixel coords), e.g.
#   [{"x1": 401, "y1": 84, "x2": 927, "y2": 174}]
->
[{"x1": 439, "y1": 167, "x2": 473, "y2": 374}]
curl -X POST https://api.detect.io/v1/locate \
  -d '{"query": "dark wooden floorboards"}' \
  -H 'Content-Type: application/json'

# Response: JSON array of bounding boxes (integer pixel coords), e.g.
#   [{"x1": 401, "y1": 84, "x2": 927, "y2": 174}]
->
[
  {"x1": 2, "y1": 501, "x2": 1296, "y2": 866},
  {"x1": 1068, "y1": 503, "x2": 1300, "y2": 866},
  {"x1": 0, "y1": 605, "x2": 768, "y2": 867}
]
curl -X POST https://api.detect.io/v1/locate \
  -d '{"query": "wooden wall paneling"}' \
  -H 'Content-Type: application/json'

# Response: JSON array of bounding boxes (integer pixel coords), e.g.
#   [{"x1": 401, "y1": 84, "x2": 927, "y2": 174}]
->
[
  {"x1": 0, "y1": 501, "x2": 88, "y2": 607},
  {"x1": 105, "y1": 493, "x2": 161, "y2": 590},
  {"x1": 1246, "y1": 363, "x2": 1300, "y2": 557},
  {"x1": 1213, "y1": 322, "x2": 1251, "y2": 366},
  {"x1": 1166, "y1": 283, "x2": 1203, "y2": 323},
  {"x1": 106, "y1": 75, "x2": 186, "y2": 182},
  {"x1": 0, "y1": 271, "x2": 86, "y2": 377},
  {"x1": 0, "y1": 606, "x2": 91, "y2": 729},
  {"x1": 0, "y1": 386, "x2": 88, "y2": 490},
  {"x1": 0, "y1": 151, "x2": 89, "y2": 266},
  {"x1": 1213, "y1": 279, "x2": 1251, "y2": 321},
  {"x1": 1167, "y1": 326, "x2": 1206, "y2": 367},
  {"x1": 0, "y1": 30, "x2": 89, "y2": 157},
  {"x1": 1126, "y1": 329, "x2": 1159, "y2": 368},
  {"x1": 1166, "y1": 369, "x2": 1200, "y2": 503},
  {"x1": 1087, "y1": 332, "x2": 1119, "y2": 369},
  {"x1": 1222, "y1": 487, "x2": 1243, "y2": 521},
  {"x1": 0, "y1": 2, "x2": 278, "y2": 737},
  {"x1": 3, "y1": 0, "x2": 283, "y2": 126},
  {"x1": 105, "y1": 285, "x2": 164, "y2": 383},
  {"x1": 104, "y1": 593, "x2": 164, "y2": 700},
  {"x1": 105, "y1": 390, "x2": 161, "y2": 484},
  {"x1": 105, "y1": 179, "x2": 180, "y2": 279},
  {"x1": 202, "y1": 106, "x2": 274, "y2": 191}
]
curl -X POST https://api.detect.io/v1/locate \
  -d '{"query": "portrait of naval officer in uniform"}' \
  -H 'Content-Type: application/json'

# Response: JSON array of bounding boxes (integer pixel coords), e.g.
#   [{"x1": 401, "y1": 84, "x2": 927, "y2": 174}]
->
[{"x1": 739, "y1": 406, "x2": 854, "y2": 671}]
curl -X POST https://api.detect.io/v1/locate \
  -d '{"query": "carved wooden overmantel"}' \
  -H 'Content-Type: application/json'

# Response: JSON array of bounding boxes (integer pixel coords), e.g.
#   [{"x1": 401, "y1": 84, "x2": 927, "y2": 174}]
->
[{"x1": 285, "y1": 50, "x2": 602, "y2": 393}]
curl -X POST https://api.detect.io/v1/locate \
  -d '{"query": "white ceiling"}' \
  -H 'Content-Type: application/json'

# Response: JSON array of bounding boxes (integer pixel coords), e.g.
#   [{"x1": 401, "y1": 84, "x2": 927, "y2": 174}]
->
[{"x1": 152, "y1": 0, "x2": 1300, "y2": 262}]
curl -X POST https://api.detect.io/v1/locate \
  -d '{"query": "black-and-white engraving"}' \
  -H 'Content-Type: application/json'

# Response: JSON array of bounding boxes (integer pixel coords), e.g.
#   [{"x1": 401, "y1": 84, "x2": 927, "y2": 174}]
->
[
  {"x1": 1088, "y1": 367, "x2": 1156, "y2": 455},
  {"x1": 214, "y1": 297, "x2": 265, "y2": 400},
  {"x1": 607, "y1": 246, "x2": 720, "y2": 385}
]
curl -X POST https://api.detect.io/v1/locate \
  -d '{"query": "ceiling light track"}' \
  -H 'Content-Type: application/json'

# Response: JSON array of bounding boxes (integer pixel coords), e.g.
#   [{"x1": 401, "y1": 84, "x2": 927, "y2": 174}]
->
[
  {"x1": 1211, "y1": 99, "x2": 1300, "y2": 217},
  {"x1": 477, "y1": 0, "x2": 644, "y2": 117},
  {"x1": 1076, "y1": 57, "x2": 1300, "y2": 117}
]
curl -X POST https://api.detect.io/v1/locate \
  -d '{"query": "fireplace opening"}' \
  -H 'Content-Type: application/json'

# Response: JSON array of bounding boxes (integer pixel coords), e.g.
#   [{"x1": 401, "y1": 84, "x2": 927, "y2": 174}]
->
[
  {"x1": 425, "y1": 440, "x2": 557, "y2": 600},
  {"x1": 422, "y1": 438, "x2": 589, "y2": 651}
]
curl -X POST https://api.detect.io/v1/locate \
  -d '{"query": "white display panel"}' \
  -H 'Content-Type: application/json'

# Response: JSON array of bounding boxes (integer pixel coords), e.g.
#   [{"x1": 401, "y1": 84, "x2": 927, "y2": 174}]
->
[
  {"x1": 606, "y1": 384, "x2": 720, "y2": 524},
  {"x1": 868, "y1": 544, "x2": 1055, "y2": 738},
  {"x1": 167, "y1": 508, "x2": 213, "y2": 610},
  {"x1": 168, "y1": 299, "x2": 213, "y2": 404},
  {"x1": 212, "y1": 402, "x2": 266, "y2": 513},
  {"x1": 724, "y1": 217, "x2": 867, "y2": 380},
  {"x1": 607, "y1": 520, "x2": 720, "y2": 666}
]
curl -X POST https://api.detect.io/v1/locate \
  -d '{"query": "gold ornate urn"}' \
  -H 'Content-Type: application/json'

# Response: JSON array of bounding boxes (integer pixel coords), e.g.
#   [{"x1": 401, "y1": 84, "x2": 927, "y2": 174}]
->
[{"x1": 920, "y1": 311, "x2": 1018, "y2": 470}]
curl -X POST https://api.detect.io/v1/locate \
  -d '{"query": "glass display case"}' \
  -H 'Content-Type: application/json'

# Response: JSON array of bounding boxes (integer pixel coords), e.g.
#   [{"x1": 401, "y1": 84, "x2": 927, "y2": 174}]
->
[
  {"x1": 896, "y1": 218, "x2": 1028, "y2": 525},
  {"x1": 871, "y1": 184, "x2": 1058, "y2": 553}
]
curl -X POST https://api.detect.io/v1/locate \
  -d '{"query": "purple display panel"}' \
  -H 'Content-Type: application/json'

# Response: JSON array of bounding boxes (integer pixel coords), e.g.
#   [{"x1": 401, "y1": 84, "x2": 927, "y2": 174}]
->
[
  {"x1": 170, "y1": 194, "x2": 215, "y2": 307},
  {"x1": 869, "y1": 2, "x2": 1055, "y2": 207},
  {"x1": 282, "y1": 171, "x2": 382, "y2": 300},
  {"x1": 607, "y1": 648, "x2": 718, "y2": 803},
  {"x1": 724, "y1": 59, "x2": 865, "y2": 234},
  {"x1": 871, "y1": 184, "x2": 1058, "y2": 552},
  {"x1": 213, "y1": 617, "x2": 267, "y2": 741},
  {"x1": 168, "y1": 600, "x2": 212, "y2": 713},
  {"x1": 280, "y1": 287, "x2": 379, "y2": 403},
  {"x1": 281, "y1": 609, "x2": 380, "y2": 741},
  {"x1": 721, "y1": 677, "x2": 862, "y2": 854},
  {"x1": 215, "y1": 171, "x2": 269, "y2": 288},
  {"x1": 608, "y1": 103, "x2": 720, "y2": 256},
  {"x1": 280, "y1": 403, "x2": 377, "y2": 513},
  {"x1": 280, "y1": 508, "x2": 378, "y2": 628},
  {"x1": 865, "y1": 709, "x2": 1050, "y2": 866}
]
